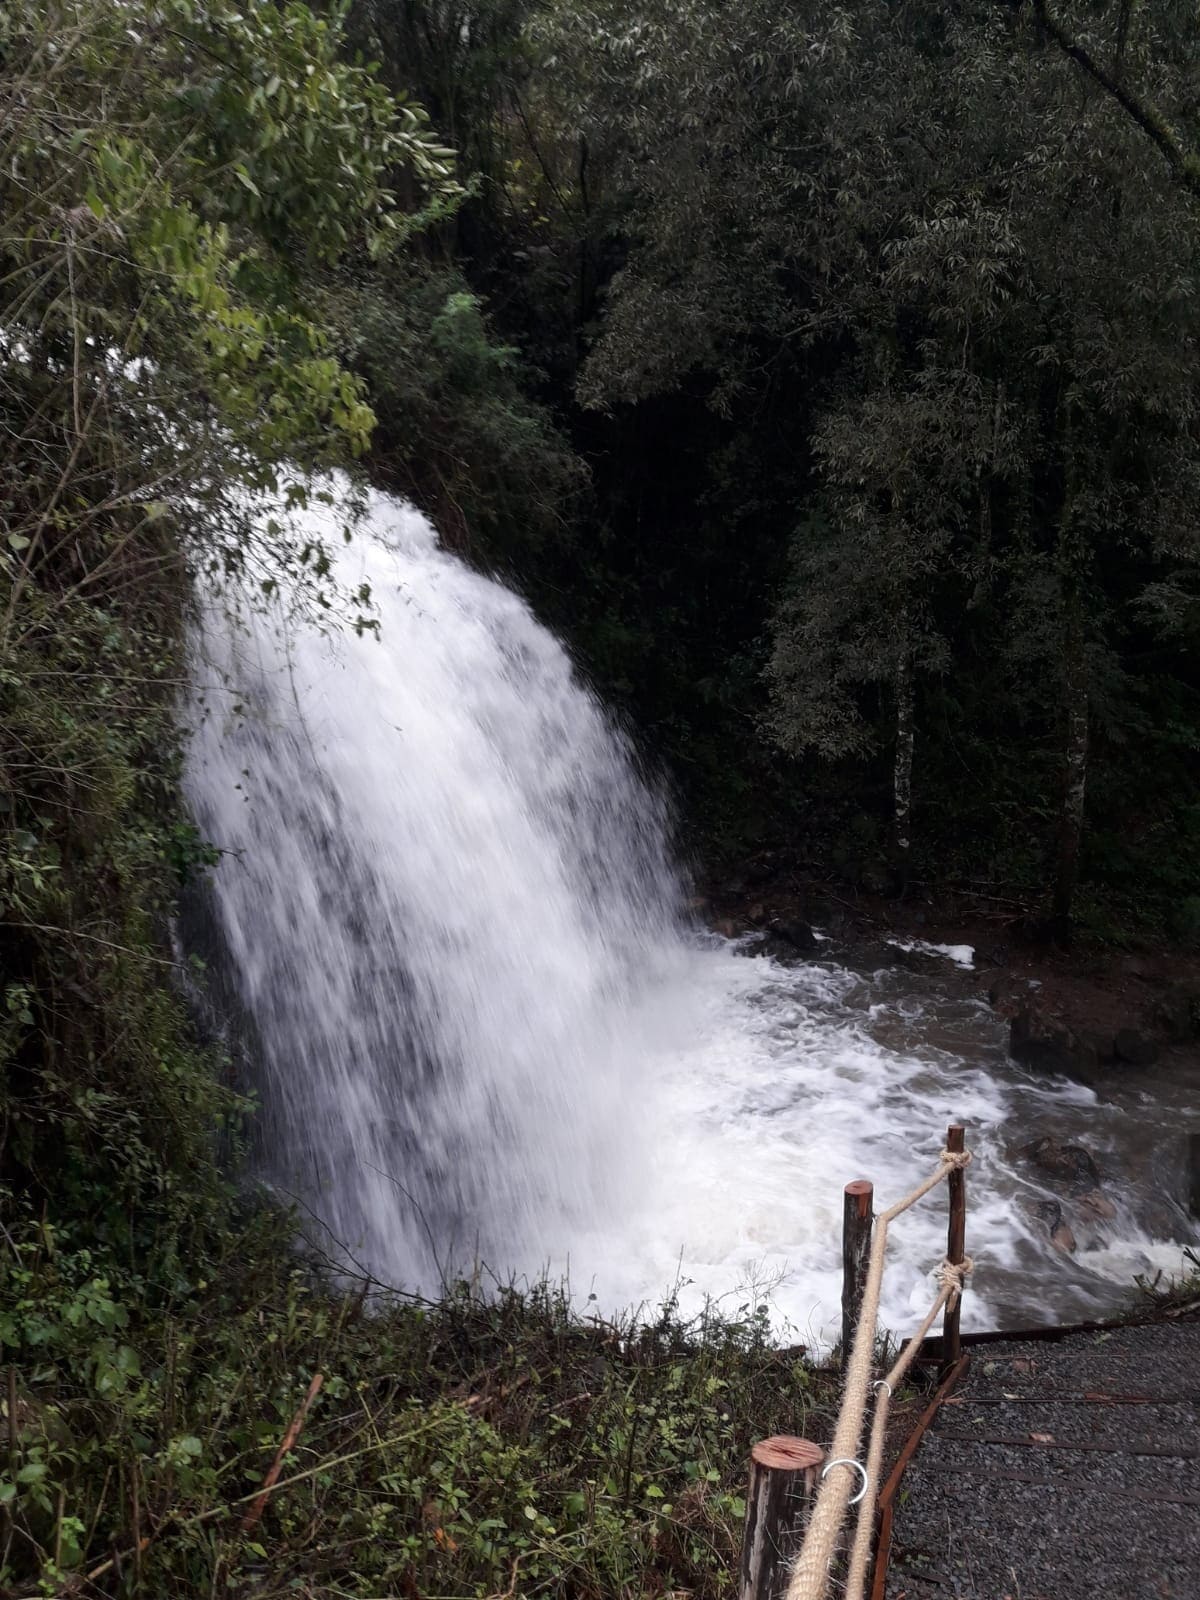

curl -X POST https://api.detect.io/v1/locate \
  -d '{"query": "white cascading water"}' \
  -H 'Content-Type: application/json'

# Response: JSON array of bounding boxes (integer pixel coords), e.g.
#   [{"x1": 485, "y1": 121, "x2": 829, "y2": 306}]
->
[{"x1": 185, "y1": 482, "x2": 1196, "y2": 1348}]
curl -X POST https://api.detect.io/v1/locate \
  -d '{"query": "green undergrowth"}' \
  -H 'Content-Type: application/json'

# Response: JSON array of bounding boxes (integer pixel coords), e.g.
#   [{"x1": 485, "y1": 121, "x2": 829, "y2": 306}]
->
[
  {"x1": 1134, "y1": 1246, "x2": 1200, "y2": 1318},
  {"x1": 0, "y1": 1208, "x2": 832, "y2": 1599}
]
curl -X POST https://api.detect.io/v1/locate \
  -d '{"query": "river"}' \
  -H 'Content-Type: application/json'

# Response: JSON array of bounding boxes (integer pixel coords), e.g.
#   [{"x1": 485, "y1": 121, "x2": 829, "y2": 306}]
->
[{"x1": 183, "y1": 481, "x2": 1198, "y2": 1350}]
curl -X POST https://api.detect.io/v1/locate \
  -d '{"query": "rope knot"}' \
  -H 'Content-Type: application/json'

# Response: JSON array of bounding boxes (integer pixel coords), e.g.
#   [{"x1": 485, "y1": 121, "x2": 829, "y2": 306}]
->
[
  {"x1": 939, "y1": 1146, "x2": 972, "y2": 1169},
  {"x1": 935, "y1": 1254, "x2": 974, "y2": 1301}
]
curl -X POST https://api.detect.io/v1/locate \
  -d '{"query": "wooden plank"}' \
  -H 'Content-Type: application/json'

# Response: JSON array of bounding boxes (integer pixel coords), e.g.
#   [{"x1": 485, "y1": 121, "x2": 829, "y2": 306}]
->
[{"x1": 923, "y1": 1306, "x2": 1191, "y2": 1356}]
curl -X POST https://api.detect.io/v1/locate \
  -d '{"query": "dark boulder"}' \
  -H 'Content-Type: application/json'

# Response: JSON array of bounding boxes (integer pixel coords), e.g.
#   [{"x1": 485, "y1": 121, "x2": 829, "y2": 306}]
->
[
  {"x1": 1155, "y1": 984, "x2": 1199, "y2": 1043},
  {"x1": 1009, "y1": 1006, "x2": 1098, "y2": 1076},
  {"x1": 769, "y1": 917, "x2": 819, "y2": 954},
  {"x1": 1021, "y1": 1136, "x2": 1101, "y2": 1193},
  {"x1": 1113, "y1": 1028, "x2": 1159, "y2": 1067},
  {"x1": 988, "y1": 975, "x2": 1016, "y2": 1010},
  {"x1": 1188, "y1": 1132, "x2": 1200, "y2": 1222}
]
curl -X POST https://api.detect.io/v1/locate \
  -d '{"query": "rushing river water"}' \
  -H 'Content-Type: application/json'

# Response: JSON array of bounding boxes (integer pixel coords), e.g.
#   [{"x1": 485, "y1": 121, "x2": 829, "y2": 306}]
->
[{"x1": 185, "y1": 483, "x2": 1198, "y2": 1350}]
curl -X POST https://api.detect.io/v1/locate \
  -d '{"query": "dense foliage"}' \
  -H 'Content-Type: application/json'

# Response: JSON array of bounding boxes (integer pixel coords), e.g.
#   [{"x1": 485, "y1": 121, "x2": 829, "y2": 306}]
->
[
  {"x1": 346, "y1": 0, "x2": 1200, "y2": 940},
  {"x1": 0, "y1": 3, "x2": 601, "y2": 1590},
  {"x1": 1, "y1": 1203, "x2": 823, "y2": 1595},
  {"x1": 4, "y1": 1, "x2": 1200, "y2": 1592}
]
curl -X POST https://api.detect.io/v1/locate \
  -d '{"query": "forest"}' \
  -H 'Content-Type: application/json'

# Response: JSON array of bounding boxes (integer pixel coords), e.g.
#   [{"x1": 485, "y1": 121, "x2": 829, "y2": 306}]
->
[{"x1": 2, "y1": 2, "x2": 1199, "y2": 1595}]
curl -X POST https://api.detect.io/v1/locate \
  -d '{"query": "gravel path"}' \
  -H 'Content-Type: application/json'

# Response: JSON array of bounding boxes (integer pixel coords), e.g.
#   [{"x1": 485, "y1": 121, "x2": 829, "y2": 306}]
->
[{"x1": 884, "y1": 1320, "x2": 1200, "y2": 1599}]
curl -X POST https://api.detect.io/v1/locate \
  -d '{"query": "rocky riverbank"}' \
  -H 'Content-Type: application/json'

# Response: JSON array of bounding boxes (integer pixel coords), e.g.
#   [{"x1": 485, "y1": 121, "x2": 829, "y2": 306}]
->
[
  {"x1": 703, "y1": 859, "x2": 1200, "y2": 1069},
  {"x1": 700, "y1": 856, "x2": 1200, "y2": 1241}
]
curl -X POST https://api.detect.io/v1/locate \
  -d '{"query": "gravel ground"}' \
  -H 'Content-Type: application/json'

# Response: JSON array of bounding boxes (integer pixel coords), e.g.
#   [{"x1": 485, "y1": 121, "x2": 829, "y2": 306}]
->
[{"x1": 884, "y1": 1320, "x2": 1200, "y2": 1599}]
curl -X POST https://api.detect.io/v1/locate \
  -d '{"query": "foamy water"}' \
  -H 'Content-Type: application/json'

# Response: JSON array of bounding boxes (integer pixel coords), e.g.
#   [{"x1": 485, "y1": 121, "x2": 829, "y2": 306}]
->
[{"x1": 184, "y1": 481, "x2": 1198, "y2": 1350}]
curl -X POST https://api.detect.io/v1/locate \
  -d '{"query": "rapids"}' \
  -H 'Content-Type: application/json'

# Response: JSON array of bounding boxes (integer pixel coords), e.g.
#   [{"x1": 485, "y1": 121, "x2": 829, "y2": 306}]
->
[{"x1": 184, "y1": 483, "x2": 1197, "y2": 1349}]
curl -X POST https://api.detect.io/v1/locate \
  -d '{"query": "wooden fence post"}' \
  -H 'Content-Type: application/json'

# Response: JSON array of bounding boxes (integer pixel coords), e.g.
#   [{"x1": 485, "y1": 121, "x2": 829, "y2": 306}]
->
[
  {"x1": 739, "y1": 1436, "x2": 826, "y2": 1600},
  {"x1": 944, "y1": 1124, "x2": 966, "y2": 1366},
  {"x1": 841, "y1": 1179, "x2": 874, "y2": 1371}
]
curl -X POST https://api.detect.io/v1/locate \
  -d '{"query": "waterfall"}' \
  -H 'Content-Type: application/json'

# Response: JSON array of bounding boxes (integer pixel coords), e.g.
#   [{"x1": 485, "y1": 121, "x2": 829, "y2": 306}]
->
[
  {"x1": 185, "y1": 482, "x2": 684, "y2": 1290},
  {"x1": 185, "y1": 480, "x2": 1195, "y2": 1342}
]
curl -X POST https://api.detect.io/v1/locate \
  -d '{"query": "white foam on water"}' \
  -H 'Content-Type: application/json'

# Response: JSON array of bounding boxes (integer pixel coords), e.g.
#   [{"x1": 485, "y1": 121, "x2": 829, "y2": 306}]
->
[
  {"x1": 887, "y1": 939, "x2": 976, "y2": 970},
  {"x1": 184, "y1": 482, "x2": 1197, "y2": 1349}
]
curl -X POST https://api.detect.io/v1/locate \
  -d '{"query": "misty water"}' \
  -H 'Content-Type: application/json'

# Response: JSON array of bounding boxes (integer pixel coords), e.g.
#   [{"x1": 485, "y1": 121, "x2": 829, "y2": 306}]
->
[{"x1": 185, "y1": 484, "x2": 1198, "y2": 1350}]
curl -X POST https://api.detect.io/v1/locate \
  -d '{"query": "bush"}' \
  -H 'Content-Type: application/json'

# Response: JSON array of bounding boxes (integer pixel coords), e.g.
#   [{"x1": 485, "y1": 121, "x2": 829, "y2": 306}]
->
[{"x1": 0, "y1": 1221, "x2": 832, "y2": 1597}]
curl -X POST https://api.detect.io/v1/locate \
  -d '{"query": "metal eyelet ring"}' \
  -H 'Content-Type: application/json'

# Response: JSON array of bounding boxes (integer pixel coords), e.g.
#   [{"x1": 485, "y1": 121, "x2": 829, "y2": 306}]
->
[{"x1": 821, "y1": 1457, "x2": 869, "y2": 1505}]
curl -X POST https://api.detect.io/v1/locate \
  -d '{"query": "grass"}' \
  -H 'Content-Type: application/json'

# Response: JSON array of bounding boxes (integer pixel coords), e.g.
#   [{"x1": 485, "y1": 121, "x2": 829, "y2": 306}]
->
[{"x1": 0, "y1": 1206, "x2": 839, "y2": 1599}]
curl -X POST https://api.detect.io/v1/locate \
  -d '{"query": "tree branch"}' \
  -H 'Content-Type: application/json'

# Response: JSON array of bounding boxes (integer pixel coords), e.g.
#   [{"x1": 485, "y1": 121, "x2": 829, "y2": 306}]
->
[{"x1": 1019, "y1": 0, "x2": 1200, "y2": 199}]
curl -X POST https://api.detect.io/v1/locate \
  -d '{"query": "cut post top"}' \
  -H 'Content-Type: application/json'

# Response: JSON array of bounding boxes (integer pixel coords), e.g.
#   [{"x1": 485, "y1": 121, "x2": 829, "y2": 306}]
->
[
  {"x1": 750, "y1": 1436, "x2": 825, "y2": 1472},
  {"x1": 844, "y1": 1178, "x2": 874, "y2": 1214}
]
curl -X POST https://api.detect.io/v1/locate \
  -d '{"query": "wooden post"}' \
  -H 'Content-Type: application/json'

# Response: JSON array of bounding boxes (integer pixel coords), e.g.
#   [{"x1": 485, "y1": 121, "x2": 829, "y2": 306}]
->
[
  {"x1": 944, "y1": 1124, "x2": 966, "y2": 1366},
  {"x1": 740, "y1": 1436, "x2": 825, "y2": 1600},
  {"x1": 841, "y1": 1179, "x2": 874, "y2": 1372}
]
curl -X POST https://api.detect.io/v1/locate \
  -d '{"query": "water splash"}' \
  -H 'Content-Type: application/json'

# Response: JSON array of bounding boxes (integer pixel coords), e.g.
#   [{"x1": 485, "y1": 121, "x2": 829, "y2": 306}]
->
[
  {"x1": 185, "y1": 483, "x2": 1197, "y2": 1347},
  {"x1": 186, "y1": 483, "x2": 685, "y2": 1288}
]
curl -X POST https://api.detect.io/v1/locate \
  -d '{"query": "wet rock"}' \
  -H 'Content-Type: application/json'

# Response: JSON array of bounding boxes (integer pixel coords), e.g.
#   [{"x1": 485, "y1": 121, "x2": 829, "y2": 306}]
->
[
  {"x1": 886, "y1": 942, "x2": 941, "y2": 973},
  {"x1": 1050, "y1": 1221, "x2": 1077, "y2": 1254},
  {"x1": 988, "y1": 974, "x2": 1016, "y2": 1009},
  {"x1": 1077, "y1": 1188, "x2": 1118, "y2": 1221},
  {"x1": 1089, "y1": 1030, "x2": 1118, "y2": 1063},
  {"x1": 805, "y1": 896, "x2": 837, "y2": 927},
  {"x1": 987, "y1": 972, "x2": 1041, "y2": 1012},
  {"x1": 1022, "y1": 1136, "x2": 1101, "y2": 1193},
  {"x1": 1009, "y1": 1006, "x2": 1097, "y2": 1075},
  {"x1": 723, "y1": 873, "x2": 748, "y2": 896},
  {"x1": 1033, "y1": 1198, "x2": 1077, "y2": 1254},
  {"x1": 770, "y1": 917, "x2": 818, "y2": 954},
  {"x1": 1189, "y1": 1133, "x2": 1200, "y2": 1221},
  {"x1": 1113, "y1": 1028, "x2": 1159, "y2": 1067},
  {"x1": 1156, "y1": 984, "x2": 1198, "y2": 1043}
]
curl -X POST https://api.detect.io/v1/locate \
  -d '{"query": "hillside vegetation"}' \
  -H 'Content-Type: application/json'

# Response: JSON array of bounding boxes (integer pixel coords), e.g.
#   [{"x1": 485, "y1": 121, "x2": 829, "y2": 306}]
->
[{"x1": 3, "y1": 2, "x2": 1200, "y2": 1593}]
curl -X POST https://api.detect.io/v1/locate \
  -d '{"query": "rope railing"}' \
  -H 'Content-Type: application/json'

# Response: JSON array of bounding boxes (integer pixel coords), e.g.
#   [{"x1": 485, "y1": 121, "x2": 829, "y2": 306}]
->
[{"x1": 740, "y1": 1126, "x2": 973, "y2": 1600}]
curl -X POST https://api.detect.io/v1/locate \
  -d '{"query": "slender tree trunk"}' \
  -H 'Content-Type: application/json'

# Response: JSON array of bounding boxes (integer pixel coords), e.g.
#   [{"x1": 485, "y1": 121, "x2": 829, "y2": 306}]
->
[
  {"x1": 891, "y1": 633, "x2": 915, "y2": 892},
  {"x1": 1053, "y1": 580, "x2": 1088, "y2": 941},
  {"x1": 1052, "y1": 407, "x2": 1086, "y2": 944}
]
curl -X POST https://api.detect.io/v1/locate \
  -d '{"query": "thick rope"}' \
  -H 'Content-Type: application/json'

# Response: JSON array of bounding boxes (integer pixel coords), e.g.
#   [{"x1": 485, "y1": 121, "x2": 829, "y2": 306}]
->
[
  {"x1": 783, "y1": 1149, "x2": 972, "y2": 1600},
  {"x1": 843, "y1": 1254, "x2": 974, "y2": 1600}
]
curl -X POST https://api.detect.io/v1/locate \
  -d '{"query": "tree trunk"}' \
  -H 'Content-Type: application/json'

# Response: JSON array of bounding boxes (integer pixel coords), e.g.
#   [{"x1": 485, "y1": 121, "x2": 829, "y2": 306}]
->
[
  {"x1": 891, "y1": 636, "x2": 915, "y2": 891},
  {"x1": 1051, "y1": 397, "x2": 1086, "y2": 946},
  {"x1": 1053, "y1": 579, "x2": 1088, "y2": 942}
]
